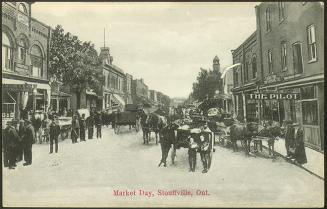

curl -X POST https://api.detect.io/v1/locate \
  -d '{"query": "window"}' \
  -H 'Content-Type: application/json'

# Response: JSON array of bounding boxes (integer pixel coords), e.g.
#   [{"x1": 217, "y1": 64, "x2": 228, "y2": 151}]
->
[
  {"x1": 281, "y1": 41, "x2": 287, "y2": 71},
  {"x1": 292, "y1": 42, "x2": 304, "y2": 74},
  {"x1": 302, "y1": 101, "x2": 318, "y2": 125},
  {"x1": 278, "y1": 2, "x2": 285, "y2": 21},
  {"x1": 107, "y1": 74, "x2": 110, "y2": 88},
  {"x1": 234, "y1": 67, "x2": 239, "y2": 85},
  {"x1": 268, "y1": 50, "x2": 273, "y2": 74},
  {"x1": 2, "y1": 32, "x2": 13, "y2": 71},
  {"x1": 30, "y1": 45, "x2": 43, "y2": 77},
  {"x1": 18, "y1": 38, "x2": 27, "y2": 63},
  {"x1": 244, "y1": 61, "x2": 249, "y2": 82},
  {"x1": 307, "y1": 24, "x2": 317, "y2": 62},
  {"x1": 18, "y1": 3, "x2": 27, "y2": 13},
  {"x1": 252, "y1": 55, "x2": 257, "y2": 79},
  {"x1": 266, "y1": 7, "x2": 271, "y2": 31}
]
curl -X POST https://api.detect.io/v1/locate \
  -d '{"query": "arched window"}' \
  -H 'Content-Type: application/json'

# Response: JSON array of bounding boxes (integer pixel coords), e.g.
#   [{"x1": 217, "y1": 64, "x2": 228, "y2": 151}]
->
[
  {"x1": 19, "y1": 3, "x2": 27, "y2": 13},
  {"x1": 2, "y1": 32, "x2": 13, "y2": 71},
  {"x1": 18, "y1": 37, "x2": 27, "y2": 63},
  {"x1": 266, "y1": 7, "x2": 271, "y2": 31},
  {"x1": 252, "y1": 55, "x2": 257, "y2": 79},
  {"x1": 30, "y1": 45, "x2": 43, "y2": 77}
]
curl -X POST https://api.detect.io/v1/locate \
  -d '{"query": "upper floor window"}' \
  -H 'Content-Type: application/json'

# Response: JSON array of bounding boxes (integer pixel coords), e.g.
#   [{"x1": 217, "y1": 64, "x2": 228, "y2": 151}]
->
[
  {"x1": 307, "y1": 24, "x2": 317, "y2": 62},
  {"x1": 18, "y1": 3, "x2": 27, "y2": 13},
  {"x1": 281, "y1": 41, "x2": 287, "y2": 71},
  {"x1": 2, "y1": 32, "x2": 13, "y2": 71},
  {"x1": 267, "y1": 50, "x2": 273, "y2": 74},
  {"x1": 30, "y1": 45, "x2": 43, "y2": 77},
  {"x1": 266, "y1": 7, "x2": 271, "y2": 32},
  {"x1": 278, "y1": 2, "x2": 285, "y2": 21},
  {"x1": 234, "y1": 66, "x2": 239, "y2": 85},
  {"x1": 18, "y1": 38, "x2": 27, "y2": 63},
  {"x1": 292, "y1": 42, "x2": 304, "y2": 74},
  {"x1": 252, "y1": 55, "x2": 257, "y2": 79},
  {"x1": 107, "y1": 74, "x2": 110, "y2": 88},
  {"x1": 244, "y1": 61, "x2": 249, "y2": 82}
]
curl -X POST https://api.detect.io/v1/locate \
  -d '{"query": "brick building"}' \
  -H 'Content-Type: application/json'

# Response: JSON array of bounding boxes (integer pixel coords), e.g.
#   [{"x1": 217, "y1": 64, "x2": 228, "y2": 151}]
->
[
  {"x1": 2, "y1": 2, "x2": 51, "y2": 125},
  {"x1": 231, "y1": 2, "x2": 324, "y2": 151},
  {"x1": 131, "y1": 78, "x2": 149, "y2": 107},
  {"x1": 124, "y1": 73, "x2": 133, "y2": 104}
]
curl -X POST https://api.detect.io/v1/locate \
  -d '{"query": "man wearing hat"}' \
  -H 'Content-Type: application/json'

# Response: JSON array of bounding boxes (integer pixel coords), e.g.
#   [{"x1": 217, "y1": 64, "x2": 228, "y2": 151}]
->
[
  {"x1": 22, "y1": 118, "x2": 35, "y2": 166},
  {"x1": 283, "y1": 120, "x2": 295, "y2": 158},
  {"x1": 3, "y1": 120, "x2": 21, "y2": 169},
  {"x1": 49, "y1": 116, "x2": 61, "y2": 153}
]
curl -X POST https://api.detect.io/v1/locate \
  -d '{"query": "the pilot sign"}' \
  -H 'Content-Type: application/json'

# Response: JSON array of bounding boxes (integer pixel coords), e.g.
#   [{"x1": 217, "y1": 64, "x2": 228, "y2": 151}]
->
[{"x1": 247, "y1": 93, "x2": 301, "y2": 100}]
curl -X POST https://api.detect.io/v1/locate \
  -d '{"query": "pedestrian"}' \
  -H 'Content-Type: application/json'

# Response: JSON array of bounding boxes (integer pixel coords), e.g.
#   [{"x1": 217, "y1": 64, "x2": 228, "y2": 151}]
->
[
  {"x1": 95, "y1": 112, "x2": 102, "y2": 139},
  {"x1": 294, "y1": 124, "x2": 307, "y2": 165},
  {"x1": 49, "y1": 117, "x2": 60, "y2": 153},
  {"x1": 284, "y1": 120, "x2": 295, "y2": 158},
  {"x1": 79, "y1": 114, "x2": 86, "y2": 142},
  {"x1": 86, "y1": 114, "x2": 95, "y2": 139},
  {"x1": 188, "y1": 137, "x2": 198, "y2": 172},
  {"x1": 71, "y1": 115, "x2": 80, "y2": 144},
  {"x1": 22, "y1": 119, "x2": 35, "y2": 166},
  {"x1": 199, "y1": 134, "x2": 210, "y2": 173},
  {"x1": 42, "y1": 115, "x2": 51, "y2": 143},
  {"x1": 32, "y1": 112, "x2": 42, "y2": 144},
  {"x1": 17, "y1": 119, "x2": 26, "y2": 162},
  {"x1": 3, "y1": 120, "x2": 21, "y2": 169}
]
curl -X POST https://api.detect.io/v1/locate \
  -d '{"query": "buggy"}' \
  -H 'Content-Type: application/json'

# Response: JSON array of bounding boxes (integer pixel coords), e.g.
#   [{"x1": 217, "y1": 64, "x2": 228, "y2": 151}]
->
[{"x1": 114, "y1": 104, "x2": 141, "y2": 134}]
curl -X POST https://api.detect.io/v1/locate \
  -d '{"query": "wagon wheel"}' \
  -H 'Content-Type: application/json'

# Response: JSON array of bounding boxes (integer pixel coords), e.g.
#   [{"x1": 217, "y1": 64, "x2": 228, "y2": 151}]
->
[{"x1": 114, "y1": 125, "x2": 119, "y2": 134}]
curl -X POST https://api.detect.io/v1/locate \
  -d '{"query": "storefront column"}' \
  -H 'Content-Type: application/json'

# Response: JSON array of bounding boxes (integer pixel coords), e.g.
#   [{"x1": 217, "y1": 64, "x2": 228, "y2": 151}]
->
[
  {"x1": 242, "y1": 92, "x2": 247, "y2": 123},
  {"x1": 16, "y1": 92, "x2": 21, "y2": 120},
  {"x1": 33, "y1": 88, "x2": 37, "y2": 112}
]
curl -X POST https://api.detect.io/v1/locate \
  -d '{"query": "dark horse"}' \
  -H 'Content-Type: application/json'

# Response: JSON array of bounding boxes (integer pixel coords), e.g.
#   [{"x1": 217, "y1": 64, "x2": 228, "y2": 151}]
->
[
  {"x1": 145, "y1": 113, "x2": 167, "y2": 144},
  {"x1": 230, "y1": 122, "x2": 259, "y2": 154},
  {"x1": 139, "y1": 109, "x2": 150, "y2": 144},
  {"x1": 158, "y1": 122, "x2": 179, "y2": 167}
]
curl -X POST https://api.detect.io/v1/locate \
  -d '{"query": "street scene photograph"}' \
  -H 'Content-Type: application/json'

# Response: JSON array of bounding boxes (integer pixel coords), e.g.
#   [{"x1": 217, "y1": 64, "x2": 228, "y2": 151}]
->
[{"x1": 1, "y1": 1, "x2": 325, "y2": 207}]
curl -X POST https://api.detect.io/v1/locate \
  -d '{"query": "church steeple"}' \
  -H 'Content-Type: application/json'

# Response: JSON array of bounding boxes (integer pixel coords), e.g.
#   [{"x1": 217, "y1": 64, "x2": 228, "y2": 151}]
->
[{"x1": 213, "y1": 55, "x2": 220, "y2": 72}]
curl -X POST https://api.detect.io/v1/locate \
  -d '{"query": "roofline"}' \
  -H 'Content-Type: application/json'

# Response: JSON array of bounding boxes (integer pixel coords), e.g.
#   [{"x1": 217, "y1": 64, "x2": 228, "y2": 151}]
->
[{"x1": 232, "y1": 30, "x2": 257, "y2": 54}]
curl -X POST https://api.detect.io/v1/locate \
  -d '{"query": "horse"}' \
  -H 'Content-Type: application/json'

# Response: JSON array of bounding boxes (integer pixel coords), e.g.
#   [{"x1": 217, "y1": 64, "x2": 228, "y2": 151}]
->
[
  {"x1": 139, "y1": 109, "x2": 150, "y2": 144},
  {"x1": 145, "y1": 113, "x2": 167, "y2": 144},
  {"x1": 229, "y1": 121, "x2": 259, "y2": 154},
  {"x1": 158, "y1": 122, "x2": 179, "y2": 167}
]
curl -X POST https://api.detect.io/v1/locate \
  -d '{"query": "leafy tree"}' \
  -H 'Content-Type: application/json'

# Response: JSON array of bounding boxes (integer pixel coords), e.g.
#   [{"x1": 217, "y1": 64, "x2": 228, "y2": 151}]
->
[
  {"x1": 191, "y1": 67, "x2": 223, "y2": 101},
  {"x1": 49, "y1": 25, "x2": 104, "y2": 108}
]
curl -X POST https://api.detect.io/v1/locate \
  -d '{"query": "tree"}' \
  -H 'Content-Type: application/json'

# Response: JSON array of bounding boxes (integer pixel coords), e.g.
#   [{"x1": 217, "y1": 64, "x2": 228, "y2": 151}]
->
[
  {"x1": 191, "y1": 67, "x2": 223, "y2": 101},
  {"x1": 49, "y1": 25, "x2": 104, "y2": 108}
]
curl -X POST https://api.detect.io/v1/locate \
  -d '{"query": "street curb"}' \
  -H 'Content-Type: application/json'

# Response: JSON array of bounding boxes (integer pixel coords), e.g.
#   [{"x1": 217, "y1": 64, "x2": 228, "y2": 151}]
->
[{"x1": 260, "y1": 144, "x2": 324, "y2": 181}]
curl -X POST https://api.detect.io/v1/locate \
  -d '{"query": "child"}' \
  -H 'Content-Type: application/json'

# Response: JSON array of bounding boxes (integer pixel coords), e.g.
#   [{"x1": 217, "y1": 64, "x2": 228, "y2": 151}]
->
[{"x1": 188, "y1": 137, "x2": 198, "y2": 172}]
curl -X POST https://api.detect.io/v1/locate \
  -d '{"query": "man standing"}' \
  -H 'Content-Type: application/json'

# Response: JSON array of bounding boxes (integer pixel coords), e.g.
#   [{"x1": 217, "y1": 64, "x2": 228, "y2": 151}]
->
[
  {"x1": 86, "y1": 114, "x2": 95, "y2": 139},
  {"x1": 294, "y1": 124, "x2": 307, "y2": 165},
  {"x1": 71, "y1": 115, "x2": 80, "y2": 144},
  {"x1": 32, "y1": 112, "x2": 42, "y2": 144},
  {"x1": 22, "y1": 119, "x2": 35, "y2": 166},
  {"x1": 199, "y1": 135, "x2": 210, "y2": 173},
  {"x1": 42, "y1": 115, "x2": 51, "y2": 143},
  {"x1": 49, "y1": 117, "x2": 61, "y2": 154},
  {"x1": 79, "y1": 114, "x2": 86, "y2": 142},
  {"x1": 284, "y1": 120, "x2": 295, "y2": 158},
  {"x1": 17, "y1": 119, "x2": 26, "y2": 162},
  {"x1": 3, "y1": 120, "x2": 20, "y2": 169},
  {"x1": 95, "y1": 112, "x2": 102, "y2": 139}
]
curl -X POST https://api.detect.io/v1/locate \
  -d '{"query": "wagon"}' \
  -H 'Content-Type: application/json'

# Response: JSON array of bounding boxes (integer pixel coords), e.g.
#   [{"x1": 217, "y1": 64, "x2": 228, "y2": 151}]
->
[
  {"x1": 171, "y1": 125, "x2": 214, "y2": 168},
  {"x1": 114, "y1": 105, "x2": 141, "y2": 134}
]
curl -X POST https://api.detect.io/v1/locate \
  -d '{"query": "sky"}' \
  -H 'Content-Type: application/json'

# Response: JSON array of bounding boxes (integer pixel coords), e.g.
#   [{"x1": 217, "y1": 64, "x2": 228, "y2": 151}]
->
[{"x1": 32, "y1": 2, "x2": 259, "y2": 98}]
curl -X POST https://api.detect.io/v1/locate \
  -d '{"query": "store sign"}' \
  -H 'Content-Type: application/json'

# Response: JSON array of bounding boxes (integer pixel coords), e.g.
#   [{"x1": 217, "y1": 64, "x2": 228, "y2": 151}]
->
[
  {"x1": 3, "y1": 84, "x2": 34, "y2": 92},
  {"x1": 247, "y1": 93, "x2": 301, "y2": 100}
]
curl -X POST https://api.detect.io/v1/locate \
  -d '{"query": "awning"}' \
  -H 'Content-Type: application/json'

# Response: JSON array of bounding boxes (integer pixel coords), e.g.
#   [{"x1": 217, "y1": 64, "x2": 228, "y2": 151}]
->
[
  {"x1": 2, "y1": 78, "x2": 51, "y2": 91},
  {"x1": 112, "y1": 94, "x2": 126, "y2": 107},
  {"x1": 51, "y1": 91, "x2": 71, "y2": 97}
]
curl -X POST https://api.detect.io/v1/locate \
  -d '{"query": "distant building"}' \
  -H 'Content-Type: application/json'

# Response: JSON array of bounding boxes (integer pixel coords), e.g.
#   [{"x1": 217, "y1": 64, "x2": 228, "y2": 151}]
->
[
  {"x1": 131, "y1": 78, "x2": 149, "y2": 107},
  {"x1": 124, "y1": 73, "x2": 133, "y2": 104},
  {"x1": 2, "y1": 2, "x2": 51, "y2": 124}
]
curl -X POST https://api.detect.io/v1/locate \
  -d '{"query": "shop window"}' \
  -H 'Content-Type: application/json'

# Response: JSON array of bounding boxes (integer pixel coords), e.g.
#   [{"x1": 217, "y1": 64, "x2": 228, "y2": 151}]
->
[
  {"x1": 301, "y1": 86, "x2": 315, "y2": 99},
  {"x1": 2, "y1": 32, "x2": 13, "y2": 71},
  {"x1": 302, "y1": 101, "x2": 318, "y2": 125},
  {"x1": 307, "y1": 24, "x2": 317, "y2": 62},
  {"x1": 281, "y1": 41, "x2": 287, "y2": 71},
  {"x1": 268, "y1": 50, "x2": 273, "y2": 74},
  {"x1": 289, "y1": 100, "x2": 297, "y2": 122},
  {"x1": 30, "y1": 45, "x2": 43, "y2": 77},
  {"x1": 292, "y1": 42, "x2": 304, "y2": 74},
  {"x1": 266, "y1": 7, "x2": 271, "y2": 32},
  {"x1": 278, "y1": 2, "x2": 285, "y2": 22},
  {"x1": 252, "y1": 55, "x2": 257, "y2": 79}
]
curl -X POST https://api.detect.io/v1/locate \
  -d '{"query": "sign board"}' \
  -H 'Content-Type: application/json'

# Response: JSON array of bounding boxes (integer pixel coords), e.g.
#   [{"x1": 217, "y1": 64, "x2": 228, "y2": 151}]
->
[
  {"x1": 247, "y1": 93, "x2": 301, "y2": 100},
  {"x1": 2, "y1": 84, "x2": 34, "y2": 92}
]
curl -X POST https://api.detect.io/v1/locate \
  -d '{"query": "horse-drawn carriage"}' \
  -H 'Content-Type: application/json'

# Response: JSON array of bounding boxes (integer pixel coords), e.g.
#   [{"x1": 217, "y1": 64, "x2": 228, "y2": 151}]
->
[{"x1": 114, "y1": 104, "x2": 141, "y2": 134}]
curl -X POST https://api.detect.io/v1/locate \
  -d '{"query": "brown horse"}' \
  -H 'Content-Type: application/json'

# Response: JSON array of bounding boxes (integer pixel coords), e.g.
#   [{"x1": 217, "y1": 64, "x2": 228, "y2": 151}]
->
[{"x1": 230, "y1": 122, "x2": 259, "y2": 154}]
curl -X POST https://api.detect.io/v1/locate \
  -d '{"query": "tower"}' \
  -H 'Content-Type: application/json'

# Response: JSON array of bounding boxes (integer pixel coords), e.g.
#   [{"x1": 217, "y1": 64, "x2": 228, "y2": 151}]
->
[
  {"x1": 99, "y1": 28, "x2": 113, "y2": 65},
  {"x1": 213, "y1": 55, "x2": 220, "y2": 72}
]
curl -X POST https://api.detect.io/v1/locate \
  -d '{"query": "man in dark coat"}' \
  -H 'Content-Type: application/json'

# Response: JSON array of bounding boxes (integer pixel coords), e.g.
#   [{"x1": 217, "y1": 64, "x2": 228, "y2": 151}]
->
[
  {"x1": 17, "y1": 119, "x2": 26, "y2": 162},
  {"x1": 284, "y1": 120, "x2": 295, "y2": 158},
  {"x1": 294, "y1": 124, "x2": 307, "y2": 165},
  {"x1": 22, "y1": 119, "x2": 35, "y2": 166},
  {"x1": 95, "y1": 112, "x2": 102, "y2": 139},
  {"x1": 86, "y1": 114, "x2": 95, "y2": 139},
  {"x1": 3, "y1": 120, "x2": 21, "y2": 169},
  {"x1": 79, "y1": 114, "x2": 86, "y2": 142},
  {"x1": 199, "y1": 134, "x2": 210, "y2": 173},
  {"x1": 71, "y1": 115, "x2": 80, "y2": 144},
  {"x1": 49, "y1": 117, "x2": 61, "y2": 153}
]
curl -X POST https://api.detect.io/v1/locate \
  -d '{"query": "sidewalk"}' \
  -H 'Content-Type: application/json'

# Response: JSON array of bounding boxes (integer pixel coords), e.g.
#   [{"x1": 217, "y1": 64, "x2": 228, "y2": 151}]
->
[{"x1": 261, "y1": 138, "x2": 324, "y2": 179}]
